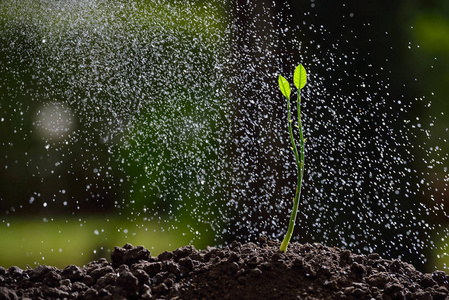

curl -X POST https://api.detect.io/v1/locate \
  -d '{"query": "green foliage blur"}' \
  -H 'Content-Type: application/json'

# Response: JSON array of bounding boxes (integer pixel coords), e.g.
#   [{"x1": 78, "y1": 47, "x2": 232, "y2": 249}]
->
[
  {"x1": 0, "y1": 0, "x2": 226, "y2": 268},
  {"x1": 404, "y1": 1, "x2": 449, "y2": 269}
]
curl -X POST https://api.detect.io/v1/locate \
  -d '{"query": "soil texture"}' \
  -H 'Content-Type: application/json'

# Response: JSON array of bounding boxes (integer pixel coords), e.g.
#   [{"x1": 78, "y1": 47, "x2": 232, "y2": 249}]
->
[{"x1": 1, "y1": 238, "x2": 449, "y2": 299}]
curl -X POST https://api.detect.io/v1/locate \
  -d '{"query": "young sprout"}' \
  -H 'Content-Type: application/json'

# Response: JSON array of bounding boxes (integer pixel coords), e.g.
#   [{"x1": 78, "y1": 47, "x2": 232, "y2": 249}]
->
[{"x1": 278, "y1": 64, "x2": 307, "y2": 252}]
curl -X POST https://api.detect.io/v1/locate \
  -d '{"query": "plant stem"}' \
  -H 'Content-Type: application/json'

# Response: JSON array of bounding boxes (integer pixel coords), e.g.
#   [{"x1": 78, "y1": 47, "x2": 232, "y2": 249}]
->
[{"x1": 280, "y1": 91, "x2": 304, "y2": 252}]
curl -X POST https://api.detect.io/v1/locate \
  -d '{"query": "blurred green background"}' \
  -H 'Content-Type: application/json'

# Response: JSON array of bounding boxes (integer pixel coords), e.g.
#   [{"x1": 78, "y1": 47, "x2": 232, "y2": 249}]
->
[
  {"x1": 1, "y1": 0, "x2": 449, "y2": 272},
  {"x1": 0, "y1": 0, "x2": 226, "y2": 268}
]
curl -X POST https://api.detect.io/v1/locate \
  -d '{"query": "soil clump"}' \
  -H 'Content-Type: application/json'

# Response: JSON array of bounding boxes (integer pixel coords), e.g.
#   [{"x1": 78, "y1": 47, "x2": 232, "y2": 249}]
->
[{"x1": 1, "y1": 238, "x2": 448, "y2": 299}]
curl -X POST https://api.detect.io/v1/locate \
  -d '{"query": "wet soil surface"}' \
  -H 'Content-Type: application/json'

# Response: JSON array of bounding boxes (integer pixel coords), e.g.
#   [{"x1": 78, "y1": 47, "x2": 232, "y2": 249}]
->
[{"x1": 1, "y1": 238, "x2": 449, "y2": 299}]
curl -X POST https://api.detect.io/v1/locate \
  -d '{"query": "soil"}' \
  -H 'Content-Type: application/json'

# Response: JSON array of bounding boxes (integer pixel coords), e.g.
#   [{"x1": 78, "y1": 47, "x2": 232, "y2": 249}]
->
[{"x1": 1, "y1": 238, "x2": 448, "y2": 299}]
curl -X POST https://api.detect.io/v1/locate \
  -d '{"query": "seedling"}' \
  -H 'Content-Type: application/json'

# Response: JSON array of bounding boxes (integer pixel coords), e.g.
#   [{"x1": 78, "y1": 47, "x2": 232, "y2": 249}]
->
[{"x1": 278, "y1": 64, "x2": 307, "y2": 252}]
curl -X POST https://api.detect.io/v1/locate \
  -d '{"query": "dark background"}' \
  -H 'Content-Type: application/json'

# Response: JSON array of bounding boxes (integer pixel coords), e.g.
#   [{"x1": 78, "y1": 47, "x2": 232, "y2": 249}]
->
[{"x1": 229, "y1": 0, "x2": 449, "y2": 271}]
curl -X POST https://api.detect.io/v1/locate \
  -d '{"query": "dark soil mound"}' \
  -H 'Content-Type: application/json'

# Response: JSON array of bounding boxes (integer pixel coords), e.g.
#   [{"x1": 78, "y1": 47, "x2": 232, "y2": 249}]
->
[{"x1": 1, "y1": 239, "x2": 448, "y2": 299}]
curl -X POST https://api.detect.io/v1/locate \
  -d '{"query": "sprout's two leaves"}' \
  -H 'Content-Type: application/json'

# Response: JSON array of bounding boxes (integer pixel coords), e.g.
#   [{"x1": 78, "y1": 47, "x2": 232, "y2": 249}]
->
[
  {"x1": 294, "y1": 64, "x2": 307, "y2": 90},
  {"x1": 278, "y1": 75, "x2": 291, "y2": 100}
]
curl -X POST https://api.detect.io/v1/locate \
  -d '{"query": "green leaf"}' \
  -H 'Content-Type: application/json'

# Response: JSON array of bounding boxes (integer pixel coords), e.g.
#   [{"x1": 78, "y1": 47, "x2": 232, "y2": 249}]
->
[
  {"x1": 278, "y1": 75, "x2": 291, "y2": 100},
  {"x1": 293, "y1": 64, "x2": 307, "y2": 90}
]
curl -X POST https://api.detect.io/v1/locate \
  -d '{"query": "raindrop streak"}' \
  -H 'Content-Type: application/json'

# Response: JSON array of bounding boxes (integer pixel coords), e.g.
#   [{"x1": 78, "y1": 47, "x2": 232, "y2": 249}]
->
[{"x1": 0, "y1": 1, "x2": 448, "y2": 271}]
